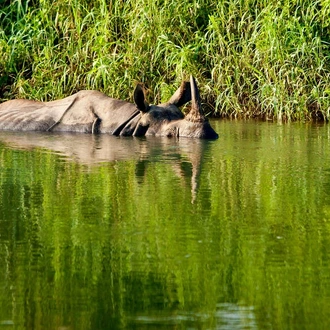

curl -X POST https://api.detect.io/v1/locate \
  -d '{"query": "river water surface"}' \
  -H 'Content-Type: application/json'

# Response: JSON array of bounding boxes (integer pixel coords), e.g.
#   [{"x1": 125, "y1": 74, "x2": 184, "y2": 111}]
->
[{"x1": 0, "y1": 120, "x2": 330, "y2": 329}]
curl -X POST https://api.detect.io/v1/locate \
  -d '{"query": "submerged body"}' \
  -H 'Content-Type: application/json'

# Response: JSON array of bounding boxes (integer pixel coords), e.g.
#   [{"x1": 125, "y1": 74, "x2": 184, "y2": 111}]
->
[{"x1": 0, "y1": 76, "x2": 218, "y2": 139}]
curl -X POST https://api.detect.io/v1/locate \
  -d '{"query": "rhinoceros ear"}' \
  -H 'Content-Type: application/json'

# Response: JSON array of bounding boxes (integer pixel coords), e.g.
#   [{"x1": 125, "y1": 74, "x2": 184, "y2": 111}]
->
[
  {"x1": 168, "y1": 80, "x2": 191, "y2": 107},
  {"x1": 134, "y1": 84, "x2": 149, "y2": 112}
]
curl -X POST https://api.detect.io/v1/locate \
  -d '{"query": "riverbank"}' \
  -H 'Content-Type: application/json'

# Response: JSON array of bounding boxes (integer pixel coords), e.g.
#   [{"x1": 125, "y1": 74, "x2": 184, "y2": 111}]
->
[{"x1": 1, "y1": 0, "x2": 330, "y2": 120}]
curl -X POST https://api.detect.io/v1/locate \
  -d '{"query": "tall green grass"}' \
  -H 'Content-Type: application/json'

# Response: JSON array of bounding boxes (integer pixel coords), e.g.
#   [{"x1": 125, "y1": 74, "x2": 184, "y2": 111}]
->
[{"x1": 1, "y1": 0, "x2": 330, "y2": 120}]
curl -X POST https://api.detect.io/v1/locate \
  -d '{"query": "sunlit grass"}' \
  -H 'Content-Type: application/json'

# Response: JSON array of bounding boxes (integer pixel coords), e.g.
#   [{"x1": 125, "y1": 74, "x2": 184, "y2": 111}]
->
[{"x1": 1, "y1": 0, "x2": 330, "y2": 120}]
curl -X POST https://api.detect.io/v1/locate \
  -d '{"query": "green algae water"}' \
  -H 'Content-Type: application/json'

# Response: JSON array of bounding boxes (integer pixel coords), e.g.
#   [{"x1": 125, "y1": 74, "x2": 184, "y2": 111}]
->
[{"x1": 0, "y1": 120, "x2": 330, "y2": 330}]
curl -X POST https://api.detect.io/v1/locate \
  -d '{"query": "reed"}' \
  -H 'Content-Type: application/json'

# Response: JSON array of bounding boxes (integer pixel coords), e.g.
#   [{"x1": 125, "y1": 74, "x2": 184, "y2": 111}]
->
[{"x1": 1, "y1": 0, "x2": 330, "y2": 120}]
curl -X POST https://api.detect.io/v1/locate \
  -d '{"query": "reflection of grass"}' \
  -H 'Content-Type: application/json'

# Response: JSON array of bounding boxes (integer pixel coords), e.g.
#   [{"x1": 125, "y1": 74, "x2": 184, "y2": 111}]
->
[
  {"x1": 1, "y1": 0, "x2": 330, "y2": 120},
  {"x1": 1, "y1": 122, "x2": 330, "y2": 328}
]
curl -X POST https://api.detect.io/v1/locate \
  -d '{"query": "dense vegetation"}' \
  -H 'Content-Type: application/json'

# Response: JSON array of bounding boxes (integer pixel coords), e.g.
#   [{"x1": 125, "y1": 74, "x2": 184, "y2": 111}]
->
[{"x1": 1, "y1": 0, "x2": 330, "y2": 120}]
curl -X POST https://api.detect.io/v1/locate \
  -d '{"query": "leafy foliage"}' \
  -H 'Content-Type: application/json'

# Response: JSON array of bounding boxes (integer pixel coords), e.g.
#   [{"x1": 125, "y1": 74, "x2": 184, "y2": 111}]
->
[{"x1": 1, "y1": 0, "x2": 330, "y2": 119}]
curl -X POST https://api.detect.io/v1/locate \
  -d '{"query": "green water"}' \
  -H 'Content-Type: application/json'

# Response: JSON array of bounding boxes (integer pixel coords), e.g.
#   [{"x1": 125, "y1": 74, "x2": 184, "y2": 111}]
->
[{"x1": 0, "y1": 120, "x2": 330, "y2": 330}]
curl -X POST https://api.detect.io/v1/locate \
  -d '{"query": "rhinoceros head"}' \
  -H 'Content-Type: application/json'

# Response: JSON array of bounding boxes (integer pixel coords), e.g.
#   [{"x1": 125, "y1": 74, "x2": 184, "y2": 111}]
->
[{"x1": 132, "y1": 76, "x2": 218, "y2": 139}]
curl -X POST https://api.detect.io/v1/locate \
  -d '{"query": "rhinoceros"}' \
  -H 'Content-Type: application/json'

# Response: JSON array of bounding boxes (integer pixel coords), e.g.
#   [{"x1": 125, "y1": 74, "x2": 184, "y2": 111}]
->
[{"x1": 0, "y1": 76, "x2": 218, "y2": 139}]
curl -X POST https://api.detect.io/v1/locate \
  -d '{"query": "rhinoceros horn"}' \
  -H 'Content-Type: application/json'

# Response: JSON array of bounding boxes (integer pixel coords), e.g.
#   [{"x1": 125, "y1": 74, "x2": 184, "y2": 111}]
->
[{"x1": 185, "y1": 75, "x2": 205, "y2": 123}]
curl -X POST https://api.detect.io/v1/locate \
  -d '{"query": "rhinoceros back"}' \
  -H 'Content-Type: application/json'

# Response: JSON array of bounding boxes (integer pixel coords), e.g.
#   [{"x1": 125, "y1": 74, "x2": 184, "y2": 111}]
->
[
  {"x1": 49, "y1": 90, "x2": 140, "y2": 134},
  {"x1": 0, "y1": 91, "x2": 141, "y2": 134},
  {"x1": 0, "y1": 96, "x2": 76, "y2": 131}
]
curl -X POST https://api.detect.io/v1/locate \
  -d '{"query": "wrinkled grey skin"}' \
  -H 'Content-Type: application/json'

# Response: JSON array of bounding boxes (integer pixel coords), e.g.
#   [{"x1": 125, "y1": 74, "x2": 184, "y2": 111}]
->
[{"x1": 0, "y1": 76, "x2": 218, "y2": 139}]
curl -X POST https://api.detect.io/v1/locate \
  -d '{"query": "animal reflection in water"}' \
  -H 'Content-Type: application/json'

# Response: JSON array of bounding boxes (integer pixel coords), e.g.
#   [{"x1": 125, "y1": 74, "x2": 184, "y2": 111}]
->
[{"x1": 0, "y1": 132, "x2": 212, "y2": 203}]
